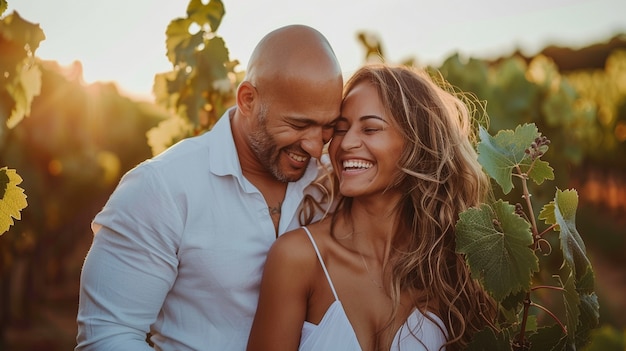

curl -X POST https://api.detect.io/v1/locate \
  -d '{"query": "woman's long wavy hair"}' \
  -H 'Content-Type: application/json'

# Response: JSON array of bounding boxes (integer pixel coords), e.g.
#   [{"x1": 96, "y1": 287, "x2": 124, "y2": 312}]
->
[{"x1": 334, "y1": 64, "x2": 497, "y2": 350}]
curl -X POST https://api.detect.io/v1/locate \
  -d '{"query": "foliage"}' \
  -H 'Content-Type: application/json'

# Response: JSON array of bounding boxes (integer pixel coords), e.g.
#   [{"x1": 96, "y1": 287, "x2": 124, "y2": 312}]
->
[
  {"x1": 0, "y1": 9, "x2": 45, "y2": 129},
  {"x1": 582, "y1": 325, "x2": 626, "y2": 351},
  {"x1": 564, "y1": 49, "x2": 626, "y2": 165},
  {"x1": 0, "y1": 8, "x2": 44, "y2": 235},
  {"x1": 0, "y1": 59, "x2": 168, "y2": 260},
  {"x1": 0, "y1": 54, "x2": 167, "y2": 340},
  {"x1": 0, "y1": 167, "x2": 26, "y2": 233},
  {"x1": 436, "y1": 51, "x2": 626, "y2": 175},
  {"x1": 148, "y1": 0, "x2": 241, "y2": 155},
  {"x1": 456, "y1": 123, "x2": 599, "y2": 350}
]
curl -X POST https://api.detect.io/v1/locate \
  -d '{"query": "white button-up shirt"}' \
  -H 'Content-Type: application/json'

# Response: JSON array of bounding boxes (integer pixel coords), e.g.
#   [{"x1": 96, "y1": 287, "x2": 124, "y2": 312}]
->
[{"x1": 76, "y1": 108, "x2": 321, "y2": 350}]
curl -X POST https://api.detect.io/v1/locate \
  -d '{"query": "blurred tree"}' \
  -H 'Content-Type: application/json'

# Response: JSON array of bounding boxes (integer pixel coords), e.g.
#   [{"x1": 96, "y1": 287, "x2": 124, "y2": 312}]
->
[
  {"x1": 0, "y1": 8, "x2": 43, "y2": 236},
  {"x1": 0, "y1": 38, "x2": 169, "y2": 351},
  {"x1": 538, "y1": 34, "x2": 626, "y2": 72}
]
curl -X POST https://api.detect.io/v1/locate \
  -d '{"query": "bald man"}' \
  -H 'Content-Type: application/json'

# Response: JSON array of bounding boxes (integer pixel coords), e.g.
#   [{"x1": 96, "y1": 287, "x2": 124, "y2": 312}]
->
[{"x1": 76, "y1": 25, "x2": 343, "y2": 351}]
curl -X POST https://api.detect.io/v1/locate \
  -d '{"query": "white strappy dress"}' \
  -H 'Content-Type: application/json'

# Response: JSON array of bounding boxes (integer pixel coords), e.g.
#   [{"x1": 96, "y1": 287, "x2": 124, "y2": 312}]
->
[{"x1": 298, "y1": 227, "x2": 447, "y2": 351}]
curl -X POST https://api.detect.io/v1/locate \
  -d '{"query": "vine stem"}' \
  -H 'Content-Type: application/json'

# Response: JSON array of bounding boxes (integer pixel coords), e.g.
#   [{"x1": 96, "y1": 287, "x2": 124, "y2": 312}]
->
[
  {"x1": 515, "y1": 164, "x2": 540, "y2": 348},
  {"x1": 516, "y1": 292, "x2": 532, "y2": 347},
  {"x1": 516, "y1": 165, "x2": 539, "y2": 243},
  {"x1": 538, "y1": 224, "x2": 558, "y2": 237},
  {"x1": 531, "y1": 285, "x2": 565, "y2": 292},
  {"x1": 531, "y1": 302, "x2": 568, "y2": 334}
]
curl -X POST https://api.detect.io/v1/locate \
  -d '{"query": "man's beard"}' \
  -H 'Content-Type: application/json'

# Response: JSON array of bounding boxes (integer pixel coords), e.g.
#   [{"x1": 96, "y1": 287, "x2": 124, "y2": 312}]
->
[{"x1": 248, "y1": 104, "x2": 304, "y2": 182}]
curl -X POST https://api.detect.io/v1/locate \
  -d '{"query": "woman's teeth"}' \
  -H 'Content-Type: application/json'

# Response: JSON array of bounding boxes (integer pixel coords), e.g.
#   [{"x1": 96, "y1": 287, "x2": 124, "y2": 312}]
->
[{"x1": 343, "y1": 160, "x2": 373, "y2": 170}]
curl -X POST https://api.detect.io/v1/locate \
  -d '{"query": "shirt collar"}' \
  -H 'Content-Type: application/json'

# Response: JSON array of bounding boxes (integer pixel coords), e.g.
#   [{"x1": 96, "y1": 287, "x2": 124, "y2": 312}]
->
[{"x1": 207, "y1": 107, "x2": 241, "y2": 178}]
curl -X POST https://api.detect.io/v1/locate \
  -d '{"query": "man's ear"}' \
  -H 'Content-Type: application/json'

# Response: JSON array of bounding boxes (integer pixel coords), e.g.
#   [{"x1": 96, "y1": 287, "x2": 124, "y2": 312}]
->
[{"x1": 237, "y1": 81, "x2": 257, "y2": 116}]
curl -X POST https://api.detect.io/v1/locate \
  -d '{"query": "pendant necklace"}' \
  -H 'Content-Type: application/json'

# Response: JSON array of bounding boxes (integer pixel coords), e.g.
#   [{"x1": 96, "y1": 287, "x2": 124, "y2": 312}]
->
[{"x1": 268, "y1": 201, "x2": 282, "y2": 216}]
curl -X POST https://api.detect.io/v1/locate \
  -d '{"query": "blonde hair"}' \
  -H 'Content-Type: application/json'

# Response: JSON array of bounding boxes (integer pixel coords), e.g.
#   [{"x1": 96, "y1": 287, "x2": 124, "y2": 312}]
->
[{"x1": 334, "y1": 64, "x2": 496, "y2": 350}]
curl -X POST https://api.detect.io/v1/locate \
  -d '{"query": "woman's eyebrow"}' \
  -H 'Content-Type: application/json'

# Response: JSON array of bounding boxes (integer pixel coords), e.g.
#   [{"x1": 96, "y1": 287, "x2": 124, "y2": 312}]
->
[{"x1": 360, "y1": 115, "x2": 389, "y2": 124}]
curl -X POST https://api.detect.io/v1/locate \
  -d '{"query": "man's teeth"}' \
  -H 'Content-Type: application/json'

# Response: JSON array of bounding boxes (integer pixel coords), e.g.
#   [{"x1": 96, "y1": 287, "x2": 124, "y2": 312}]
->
[
  {"x1": 288, "y1": 152, "x2": 307, "y2": 162},
  {"x1": 343, "y1": 160, "x2": 373, "y2": 169}
]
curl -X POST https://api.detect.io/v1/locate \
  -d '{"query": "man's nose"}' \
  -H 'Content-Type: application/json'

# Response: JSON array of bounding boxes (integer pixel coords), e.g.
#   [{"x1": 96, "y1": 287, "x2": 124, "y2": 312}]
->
[{"x1": 300, "y1": 127, "x2": 325, "y2": 159}]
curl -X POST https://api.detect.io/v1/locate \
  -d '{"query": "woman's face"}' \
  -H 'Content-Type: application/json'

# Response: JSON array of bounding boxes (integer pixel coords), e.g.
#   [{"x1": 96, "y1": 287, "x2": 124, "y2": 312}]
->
[{"x1": 329, "y1": 81, "x2": 405, "y2": 198}]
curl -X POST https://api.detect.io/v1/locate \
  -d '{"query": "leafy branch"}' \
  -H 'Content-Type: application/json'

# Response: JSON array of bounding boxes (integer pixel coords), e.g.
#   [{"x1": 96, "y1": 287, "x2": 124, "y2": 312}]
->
[
  {"x1": 456, "y1": 123, "x2": 600, "y2": 350},
  {"x1": 0, "y1": 7, "x2": 44, "y2": 235},
  {"x1": 147, "y1": 0, "x2": 240, "y2": 155}
]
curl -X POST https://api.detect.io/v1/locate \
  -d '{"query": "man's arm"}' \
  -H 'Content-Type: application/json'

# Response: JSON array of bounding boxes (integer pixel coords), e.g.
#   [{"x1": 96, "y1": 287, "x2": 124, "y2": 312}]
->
[{"x1": 76, "y1": 165, "x2": 181, "y2": 351}]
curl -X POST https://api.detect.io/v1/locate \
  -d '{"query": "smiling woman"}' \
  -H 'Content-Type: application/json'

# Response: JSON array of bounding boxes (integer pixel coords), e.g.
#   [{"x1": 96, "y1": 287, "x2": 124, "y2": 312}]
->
[
  {"x1": 330, "y1": 80, "x2": 405, "y2": 199},
  {"x1": 247, "y1": 64, "x2": 497, "y2": 351}
]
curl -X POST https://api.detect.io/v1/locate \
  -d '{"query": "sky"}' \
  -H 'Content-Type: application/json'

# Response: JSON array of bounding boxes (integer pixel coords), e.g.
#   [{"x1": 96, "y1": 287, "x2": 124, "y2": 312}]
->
[{"x1": 6, "y1": 0, "x2": 626, "y2": 101}]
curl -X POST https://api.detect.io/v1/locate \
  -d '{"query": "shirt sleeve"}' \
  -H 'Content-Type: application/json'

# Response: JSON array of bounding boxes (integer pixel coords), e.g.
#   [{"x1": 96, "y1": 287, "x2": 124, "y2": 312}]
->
[{"x1": 76, "y1": 163, "x2": 183, "y2": 350}]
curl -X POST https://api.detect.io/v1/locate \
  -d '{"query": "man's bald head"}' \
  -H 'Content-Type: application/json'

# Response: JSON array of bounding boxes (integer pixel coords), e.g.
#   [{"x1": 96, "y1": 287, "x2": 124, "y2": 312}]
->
[
  {"x1": 233, "y1": 25, "x2": 343, "y2": 182},
  {"x1": 244, "y1": 25, "x2": 342, "y2": 89}
]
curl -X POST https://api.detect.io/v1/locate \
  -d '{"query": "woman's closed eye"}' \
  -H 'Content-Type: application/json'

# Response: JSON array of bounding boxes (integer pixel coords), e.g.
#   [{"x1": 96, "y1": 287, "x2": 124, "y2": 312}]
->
[
  {"x1": 333, "y1": 121, "x2": 349, "y2": 135},
  {"x1": 363, "y1": 127, "x2": 382, "y2": 134}
]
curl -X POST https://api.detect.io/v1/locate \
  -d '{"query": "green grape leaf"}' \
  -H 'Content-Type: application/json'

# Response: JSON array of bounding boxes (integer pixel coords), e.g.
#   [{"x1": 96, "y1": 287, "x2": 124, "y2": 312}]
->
[
  {"x1": 186, "y1": 36, "x2": 230, "y2": 99},
  {"x1": 198, "y1": 36, "x2": 230, "y2": 79},
  {"x1": 0, "y1": 10, "x2": 46, "y2": 52},
  {"x1": 559, "y1": 270, "x2": 599, "y2": 348},
  {"x1": 0, "y1": 167, "x2": 28, "y2": 235},
  {"x1": 165, "y1": 17, "x2": 204, "y2": 66},
  {"x1": 0, "y1": 0, "x2": 7, "y2": 17},
  {"x1": 500, "y1": 289, "x2": 526, "y2": 313},
  {"x1": 6, "y1": 60, "x2": 42, "y2": 128},
  {"x1": 538, "y1": 200, "x2": 557, "y2": 229},
  {"x1": 186, "y1": 0, "x2": 225, "y2": 33},
  {"x1": 466, "y1": 326, "x2": 512, "y2": 351},
  {"x1": 528, "y1": 324, "x2": 568, "y2": 351},
  {"x1": 167, "y1": 35, "x2": 232, "y2": 131},
  {"x1": 541, "y1": 189, "x2": 593, "y2": 284},
  {"x1": 477, "y1": 124, "x2": 540, "y2": 194},
  {"x1": 556, "y1": 189, "x2": 592, "y2": 281},
  {"x1": 456, "y1": 200, "x2": 538, "y2": 301},
  {"x1": 526, "y1": 159, "x2": 554, "y2": 186},
  {"x1": 562, "y1": 273, "x2": 581, "y2": 344},
  {"x1": 575, "y1": 292, "x2": 600, "y2": 348},
  {"x1": 166, "y1": 67, "x2": 190, "y2": 96},
  {"x1": 576, "y1": 265, "x2": 595, "y2": 294}
]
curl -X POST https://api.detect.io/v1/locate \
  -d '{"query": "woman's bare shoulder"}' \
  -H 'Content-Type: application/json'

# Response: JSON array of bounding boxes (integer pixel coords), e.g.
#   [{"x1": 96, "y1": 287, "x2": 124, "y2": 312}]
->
[
  {"x1": 269, "y1": 227, "x2": 317, "y2": 266},
  {"x1": 304, "y1": 218, "x2": 333, "y2": 240},
  {"x1": 270, "y1": 220, "x2": 333, "y2": 261}
]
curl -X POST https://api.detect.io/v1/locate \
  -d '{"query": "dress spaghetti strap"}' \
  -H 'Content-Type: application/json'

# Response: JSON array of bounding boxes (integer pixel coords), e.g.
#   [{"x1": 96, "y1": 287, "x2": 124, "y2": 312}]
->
[{"x1": 302, "y1": 226, "x2": 339, "y2": 301}]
